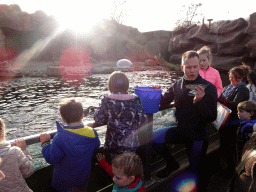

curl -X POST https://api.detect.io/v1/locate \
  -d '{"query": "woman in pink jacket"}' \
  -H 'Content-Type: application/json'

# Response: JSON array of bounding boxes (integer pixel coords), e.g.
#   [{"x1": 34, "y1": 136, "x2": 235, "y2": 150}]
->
[{"x1": 198, "y1": 46, "x2": 223, "y2": 97}]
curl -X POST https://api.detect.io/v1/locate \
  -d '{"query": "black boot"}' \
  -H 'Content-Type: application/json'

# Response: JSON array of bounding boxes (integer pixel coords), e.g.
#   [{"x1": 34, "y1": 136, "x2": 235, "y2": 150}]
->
[{"x1": 153, "y1": 143, "x2": 180, "y2": 178}]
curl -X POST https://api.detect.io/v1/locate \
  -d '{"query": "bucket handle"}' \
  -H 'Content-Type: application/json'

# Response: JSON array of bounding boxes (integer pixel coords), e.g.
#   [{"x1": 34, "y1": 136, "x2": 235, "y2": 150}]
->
[
  {"x1": 134, "y1": 88, "x2": 162, "y2": 92},
  {"x1": 135, "y1": 89, "x2": 155, "y2": 92}
]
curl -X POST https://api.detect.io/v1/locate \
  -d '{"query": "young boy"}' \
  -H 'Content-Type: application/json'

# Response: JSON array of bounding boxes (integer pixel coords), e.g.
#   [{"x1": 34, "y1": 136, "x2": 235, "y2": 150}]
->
[
  {"x1": 236, "y1": 100, "x2": 256, "y2": 162},
  {"x1": 96, "y1": 152, "x2": 145, "y2": 192},
  {"x1": 40, "y1": 98, "x2": 100, "y2": 192}
]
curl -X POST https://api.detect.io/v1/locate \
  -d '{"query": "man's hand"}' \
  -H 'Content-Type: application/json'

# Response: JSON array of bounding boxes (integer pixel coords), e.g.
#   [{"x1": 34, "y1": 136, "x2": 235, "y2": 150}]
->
[
  {"x1": 193, "y1": 86, "x2": 205, "y2": 103},
  {"x1": 39, "y1": 133, "x2": 51, "y2": 144}
]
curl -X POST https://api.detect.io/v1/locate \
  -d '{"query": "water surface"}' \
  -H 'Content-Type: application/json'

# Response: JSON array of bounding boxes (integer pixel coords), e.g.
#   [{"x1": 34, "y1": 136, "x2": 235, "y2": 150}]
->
[{"x1": 0, "y1": 69, "x2": 179, "y2": 169}]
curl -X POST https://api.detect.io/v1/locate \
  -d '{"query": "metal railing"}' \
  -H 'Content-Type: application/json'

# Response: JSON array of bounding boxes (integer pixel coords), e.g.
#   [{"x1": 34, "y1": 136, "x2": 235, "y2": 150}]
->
[
  {"x1": 7, "y1": 106, "x2": 173, "y2": 182},
  {"x1": 7, "y1": 115, "x2": 155, "y2": 181},
  {"x1": 7, "y1": 105, "x2": 219, "y2": 183}
]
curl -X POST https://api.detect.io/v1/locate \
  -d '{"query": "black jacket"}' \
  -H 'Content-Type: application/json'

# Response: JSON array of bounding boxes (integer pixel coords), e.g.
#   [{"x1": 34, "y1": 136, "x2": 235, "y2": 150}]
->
[
  {"x1": 160, "y1": 75, "x2": 218, "y2": 140},
  {"x1": 218, "y1": 84, "x2": 249, "y2": 120}
]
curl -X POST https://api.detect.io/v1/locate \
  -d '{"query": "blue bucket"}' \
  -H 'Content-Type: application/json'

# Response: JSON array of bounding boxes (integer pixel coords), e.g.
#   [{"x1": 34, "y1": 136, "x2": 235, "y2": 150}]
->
[{"x1": 134, "y1": 86, "x2": 162, "y2": 113}]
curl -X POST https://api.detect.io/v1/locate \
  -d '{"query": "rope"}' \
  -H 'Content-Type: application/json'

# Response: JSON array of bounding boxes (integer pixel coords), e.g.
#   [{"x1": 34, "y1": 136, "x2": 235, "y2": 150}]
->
[{"x1": 96, "y1": 183, "x2": 113, "y2": 192}]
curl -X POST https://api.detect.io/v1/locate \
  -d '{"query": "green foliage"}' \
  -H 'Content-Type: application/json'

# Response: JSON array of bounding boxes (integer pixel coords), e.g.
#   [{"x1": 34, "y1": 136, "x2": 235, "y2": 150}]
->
[
  {"x1": 158, "y1": 56, "x2": 181, "y2": 71},
  {"x1": 110, "y1": 0, "x2": 128, "y2": 24},
  {"x1": 173, "y1": 3, "x2": 204, "y2": 31}
]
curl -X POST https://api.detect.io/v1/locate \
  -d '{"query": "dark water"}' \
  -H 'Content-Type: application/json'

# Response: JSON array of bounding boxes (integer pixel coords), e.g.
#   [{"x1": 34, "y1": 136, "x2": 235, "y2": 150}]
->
[{"x1": 0, "y1": 69, "x2": 179, "y2": 169}]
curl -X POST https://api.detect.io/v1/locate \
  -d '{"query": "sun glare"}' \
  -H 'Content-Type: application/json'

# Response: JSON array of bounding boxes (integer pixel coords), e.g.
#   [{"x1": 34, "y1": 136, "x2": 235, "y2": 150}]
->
[
  {"x1": 56, "y1": 17, "x2": 101, "y2": 35},
  {"x1": 52, "y1": 3, "x2": 109, "y2": 35}
]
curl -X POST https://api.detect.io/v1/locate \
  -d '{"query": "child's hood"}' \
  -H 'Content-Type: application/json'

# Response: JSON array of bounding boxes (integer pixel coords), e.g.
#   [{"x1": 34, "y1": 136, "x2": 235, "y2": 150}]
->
[
  {"x1": 55, "y1": 121, "x2": 100, "y2": 155},
  {"x1": 0, "y1": 141, "x2": 11, "y2": 156},
  {"x1": 105, "y1": 93, "x2": 137, "y2": 101},
  {"x1": 241, "y1": 119, "x2": 256, "y2": 132}
]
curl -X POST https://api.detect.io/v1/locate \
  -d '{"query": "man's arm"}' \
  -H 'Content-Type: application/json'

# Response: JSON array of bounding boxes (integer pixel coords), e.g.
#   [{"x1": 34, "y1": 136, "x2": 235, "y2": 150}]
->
[
  {"x1": 194, "y1": 84, "x2": 218, "y2": 122},
  {"x1": 159, "y1": 86, "x2": 175, "y2": 110}
]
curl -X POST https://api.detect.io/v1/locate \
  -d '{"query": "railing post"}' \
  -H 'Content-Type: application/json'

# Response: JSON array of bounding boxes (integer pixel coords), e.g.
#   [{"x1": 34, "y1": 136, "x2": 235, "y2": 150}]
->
[{"x1": 144, "y1": 113, "x2": 153, "y2": 181}]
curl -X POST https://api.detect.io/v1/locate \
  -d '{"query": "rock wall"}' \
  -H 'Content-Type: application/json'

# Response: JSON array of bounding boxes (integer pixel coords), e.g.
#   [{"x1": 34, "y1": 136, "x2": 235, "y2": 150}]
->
[
  {"x1": 0, "y1": 4, "x2": 172, "y2": 65},
  {"x1": 169, "y1": 12, "x2": 256, "y2": 71},
  {"x1": 1, "y1": 4, "x2": 256, "y2": 73}
]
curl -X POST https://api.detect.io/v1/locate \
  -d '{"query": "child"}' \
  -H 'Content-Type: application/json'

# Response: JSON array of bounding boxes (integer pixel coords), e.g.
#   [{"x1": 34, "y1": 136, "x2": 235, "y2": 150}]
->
[
  {"x1": 236, "y1": 100, "x2": 256, "y2": 162},
  {"x1": 247, "y1": 69, "x2": 256, "y2": 102},
  {"x1": 0, "y1": 118, "x2": 34, "y2": 191},
  {"x1": 96, "y1": 152, "x2": 145, "y2": 192},
  {"x1": 39, "y1": 98, "x2": 100, "y2": 192},
  {"x1": 94, "y1": 71, "x2": 147, "y2": 159},
  {"x1": 197, "y1": 46, "x2": 223, "y2": 97}
]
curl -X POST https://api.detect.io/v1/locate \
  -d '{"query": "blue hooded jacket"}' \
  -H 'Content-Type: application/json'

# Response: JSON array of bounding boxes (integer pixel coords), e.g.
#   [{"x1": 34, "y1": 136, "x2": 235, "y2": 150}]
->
[{"x1": 42, "y1": 121, "x2": 100, "y2": 192}]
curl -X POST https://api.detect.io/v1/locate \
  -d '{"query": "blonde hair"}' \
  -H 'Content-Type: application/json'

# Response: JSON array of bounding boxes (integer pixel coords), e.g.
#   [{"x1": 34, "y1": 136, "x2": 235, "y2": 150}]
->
[
  {"x1": 197, "y1": 46, "x2": 213, "y2": 65},
  {"x1": 108, "y1": 71, "x2": 129, "y2": 93},
  {"x1": 59, "y1": 98, "x2": 83, "y2": 124},
  {"x1": 112, "y1": 152, "x2": 143, "y2": 179},
  {"x1": 0, "y1": 118, "x2": 6, "y2": 142}
]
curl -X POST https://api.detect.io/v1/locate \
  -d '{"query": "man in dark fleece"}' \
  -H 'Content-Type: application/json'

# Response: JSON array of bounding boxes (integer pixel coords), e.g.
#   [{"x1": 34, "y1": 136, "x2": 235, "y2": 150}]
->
[{"x1": 153, "y1": 50, "x2": 218, "y2": 179}]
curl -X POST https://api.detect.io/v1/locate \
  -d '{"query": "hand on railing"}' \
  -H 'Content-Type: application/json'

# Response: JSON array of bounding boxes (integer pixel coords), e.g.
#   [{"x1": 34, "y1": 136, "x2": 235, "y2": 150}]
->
[
  {"x1": 39, "y1": 133, "x2": 51, "y2": 144},
  {"x1": 13, "y1": 138, "x2": 27, "y2": 151}
]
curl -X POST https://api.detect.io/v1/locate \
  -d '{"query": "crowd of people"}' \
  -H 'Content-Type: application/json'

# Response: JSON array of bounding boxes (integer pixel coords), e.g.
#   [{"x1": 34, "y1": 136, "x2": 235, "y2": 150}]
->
[{"x1": 1, "y1": 47, "x2": 256, "y2": 191}]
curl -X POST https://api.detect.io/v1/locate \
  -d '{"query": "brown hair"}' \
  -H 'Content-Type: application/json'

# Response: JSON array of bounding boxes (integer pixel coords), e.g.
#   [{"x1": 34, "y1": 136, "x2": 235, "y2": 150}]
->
[
  {"x1": 229, "y1": 65, "x2": 251, "y2": 82},
  {"x1": 237, "y1": 101, "x2": 256, "y2": 119},
  {"x1": 108, "y1": 71, "x2": 129, "y2": 93},
  {"x1": 181, "y1": 51, "x2": 199, "y2": 65},
  {"x1": 0, "y1": 118, "x2": 5, "y2": 142},
  {"x1": 197, "y1": 46, "x2": 213, "y2": 65},
  {"x1": 59, "y1": 98, "x2": 83, "y2": 124},
  {"x1": 112, "y1": 152, "x2": 143, "y2": 178}
]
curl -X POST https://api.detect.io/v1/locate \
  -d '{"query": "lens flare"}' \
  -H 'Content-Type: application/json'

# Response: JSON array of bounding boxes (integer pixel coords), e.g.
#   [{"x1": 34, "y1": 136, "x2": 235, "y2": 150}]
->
[
  {"x1": 168, "y1": 170, "x2": 198, "y2": 192},
  {"x1": 59, "y1": 45, "x2": 92, "y2": 84}
]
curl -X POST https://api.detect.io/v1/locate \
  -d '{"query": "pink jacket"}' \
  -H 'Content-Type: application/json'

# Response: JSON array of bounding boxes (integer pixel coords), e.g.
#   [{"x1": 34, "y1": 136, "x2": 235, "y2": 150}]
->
[
  {"x1": 0, "y1": 141, "x2": 34, "y2": 192},
  {"x1": 199, "y1": 66, "x2": 223, "y2": 97}
]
